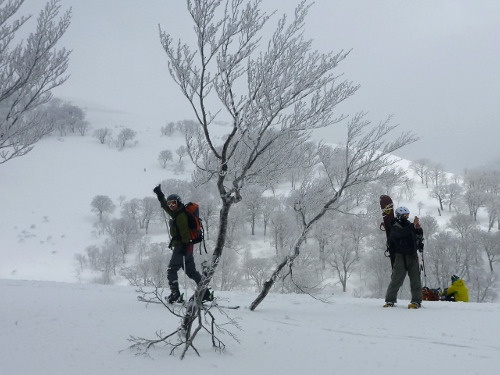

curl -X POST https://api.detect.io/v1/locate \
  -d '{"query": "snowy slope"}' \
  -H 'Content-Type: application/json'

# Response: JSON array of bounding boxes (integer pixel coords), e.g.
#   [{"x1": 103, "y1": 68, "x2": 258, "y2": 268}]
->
[{"x1": 1, "y1": 279, "x2": 499, "y2": 375}]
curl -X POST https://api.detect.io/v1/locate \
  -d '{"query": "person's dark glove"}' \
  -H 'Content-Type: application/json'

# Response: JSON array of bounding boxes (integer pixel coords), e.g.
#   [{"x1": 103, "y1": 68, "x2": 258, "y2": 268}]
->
[{"x1": 153, "y1": 184, "x2": 165, "y2": 201}]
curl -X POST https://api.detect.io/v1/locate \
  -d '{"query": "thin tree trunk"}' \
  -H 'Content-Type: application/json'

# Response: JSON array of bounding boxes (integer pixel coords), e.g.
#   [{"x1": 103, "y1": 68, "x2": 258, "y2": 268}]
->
[
  {"x1": 250, "y1": 231, "x2": 307, "y2": 311},
  {"x1": 250, "y1": 189, "x2": 343, "y2": 311}
]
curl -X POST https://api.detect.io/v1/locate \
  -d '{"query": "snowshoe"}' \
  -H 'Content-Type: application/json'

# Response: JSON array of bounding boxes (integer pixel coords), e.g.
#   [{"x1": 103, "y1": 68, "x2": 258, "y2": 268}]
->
[
  {"x1": 202, "y1": 289, "x2": 214, "y2": 303},
  {"x1": 166, "y1": 291, "x2": 184, "y2": 304}
]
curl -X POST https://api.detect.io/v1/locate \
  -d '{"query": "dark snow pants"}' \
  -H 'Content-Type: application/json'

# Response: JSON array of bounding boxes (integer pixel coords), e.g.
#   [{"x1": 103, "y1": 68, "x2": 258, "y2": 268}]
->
[
  {"x1": 385, "y1": 253, "x2": 422, "y2": 304},
  {"x1": 167, "y1": 243, "x2": 202, "y2": 286}
]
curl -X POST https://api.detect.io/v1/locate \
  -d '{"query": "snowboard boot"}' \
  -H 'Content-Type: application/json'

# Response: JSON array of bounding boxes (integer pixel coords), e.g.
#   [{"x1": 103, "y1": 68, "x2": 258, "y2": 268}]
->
[
  {"x1": 383, "y1": 302, "x2": 395, "y2": 308},
  {"x1": 202, "y1": 288, "x2": 214, "y2": 303},
  {"x1": 167, "y1": 282, "x2": 182, "y2": 304},
  {"x1": 408, "y1": 302, "x2": 421, "y2": 309}
]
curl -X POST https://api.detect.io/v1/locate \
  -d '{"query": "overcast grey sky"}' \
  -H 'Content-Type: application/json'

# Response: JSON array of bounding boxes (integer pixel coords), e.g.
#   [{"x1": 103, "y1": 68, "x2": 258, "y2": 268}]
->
[{"x1": 20, "y1": 0, "x2": 500, "y2": 173}]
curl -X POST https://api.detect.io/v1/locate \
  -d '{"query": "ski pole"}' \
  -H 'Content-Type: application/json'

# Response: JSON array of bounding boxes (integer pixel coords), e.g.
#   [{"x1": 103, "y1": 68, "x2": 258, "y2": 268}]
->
[
  {"x1": 183, "y1": 255, "x2": 187, "y2": 296},
  {"x1": 420, "y1": 251, "x2": 427, "y2": 287}
]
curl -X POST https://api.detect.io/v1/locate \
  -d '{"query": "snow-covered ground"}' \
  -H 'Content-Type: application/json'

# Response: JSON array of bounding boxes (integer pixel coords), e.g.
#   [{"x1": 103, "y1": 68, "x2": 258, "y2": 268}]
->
[{"x1": 2, "y1": 279, "x2": 499, "y2": 375}]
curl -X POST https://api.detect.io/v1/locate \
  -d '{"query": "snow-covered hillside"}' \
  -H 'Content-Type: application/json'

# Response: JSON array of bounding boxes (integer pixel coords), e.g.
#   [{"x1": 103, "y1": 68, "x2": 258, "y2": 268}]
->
[
  {"x1": 1, "y1": 279, "x2": 499, "y2": 375},
  {"x1": 0, "y1": 103, "x2": 451, "y2": 283},
  {"x1": 1, "y1": 104, "x2": 500, "y2": 373}
]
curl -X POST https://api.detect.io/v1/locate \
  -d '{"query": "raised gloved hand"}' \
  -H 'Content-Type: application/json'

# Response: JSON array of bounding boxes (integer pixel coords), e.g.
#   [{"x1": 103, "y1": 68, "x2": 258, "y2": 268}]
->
[{"x1": 153, "y1": 184, "x2": 165, "y2": 201}]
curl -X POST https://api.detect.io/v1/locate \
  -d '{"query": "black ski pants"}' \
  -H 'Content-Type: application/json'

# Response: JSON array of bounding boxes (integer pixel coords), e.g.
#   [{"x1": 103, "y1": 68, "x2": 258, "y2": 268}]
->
[{"x1": 167, "y1": 243, "x2": 202, "y2": 286}]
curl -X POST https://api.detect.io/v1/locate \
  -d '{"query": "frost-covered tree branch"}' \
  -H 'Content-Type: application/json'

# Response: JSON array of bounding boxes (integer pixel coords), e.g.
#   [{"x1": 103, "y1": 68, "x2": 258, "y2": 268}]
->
[
  {"x1": 130, "y1": 283, "x2": 241, "y2": 359},
  {"x1": 0, "y1": 0, "x2": 71, "y2": 164}
]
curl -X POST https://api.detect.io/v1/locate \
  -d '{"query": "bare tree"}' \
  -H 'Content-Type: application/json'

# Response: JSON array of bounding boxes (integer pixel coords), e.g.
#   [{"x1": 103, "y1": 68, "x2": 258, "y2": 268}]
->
[
  {"x1": 50, "y1": 99, "x2": 85, "y2": 136},
  {"x1": 359, "y1": 233, "x2": 392, "y2": 298},
  {"x1": 121, "y1": 241, "x2": 170, "y2": 286},
  {"x1": 122, "y1": 197, "x2": 159, "y2": 234},
  {"x1": 175, "y1": 145, "x2": 188, "y2": 162},
  {"x1": 74, "y1": 253, "x2": 86, "y2": 271},
  {"x1": 429, "y1": 183, "x2": 447, "y2": 212},
  {"x1": 161, "y1": 121, "x2": 176, "y2": 136},
  {"x1": 158, "y1": 149, "x2": 173, "y2": 168},
  {"x1": 95, "y1": 240, "x2": 123, "y2": 284},
  {"x1": 133, "y1": 0, "x2": 361, "y2": 357},
  {"x1": 82, "y1": 242, "x2": 122, "y2": 284},
  {"x1": 410, "y1": 158, "x2": 431, "y2": 186},
  {"x1": 324, "y1": 215, "x2": 366, "y2": 292},
  {"x1": 464, "y1": 168, "x2": 500, "y2": 223},
  {"x1": 93, "y1": 127, "x2": 112, "y2": 144},
  {"x1": 242, "y1": 185, "x2": 265, "y2": 235},
  {"x1": 417, "y1": 201, "x2": 424, "y2": 215},
  {"x1": 138, "y1": 197, "x2": 158, "y2": 234},
  {"x1": 283, "y1": 141, "x2": 318, "y2": 190},
  {"x1": 310, "y1": 217, "x2": 332, "y2": 271},
  {"x1": 469, "y1": 271, "x2": 496, "y2": 303},
  {"x1": 425, "y1": 231, "x2": 463, "y2": 290},
  {"x1": 75, "y1": 118, "x2": 90, "y2": 136},
  {"x1": 44, "y1": 98, "x2": 72, "y2": 136},
  {"x1": 462, "y1": 189, "x2": 486, "y2": 221},
  {"x1": 428, "y1": 162, "x2": 446, "y2": 188},
  {"x1": 448, "y1": 213, "x2": 477, "y2": 240},
  {"x1": 377, "y1": 165, "x2": 407, "y2": 197},
  {"x1": 121, "y1": 198, "x2": 141, "y2": 225},
  {"x1": 0, "y1": 0, "x2": 71, "y2": 164},
  {"x1": 477, "y1": 230, "x2": 500, "y2": 273},
  {"x1": 105, "y1": 218, "x2": 140, "y2": 262},
  {"x1": 269, "y1": 202, "x2": 297, "y2": 255},
  {"x1": 116, "y1": 128, "x2": 136, "y2": 150},
  {"x1": 444, "y1": 182, "x2": 463, "y2": 212},
  {"x1": 244, "y1": 257, "x2": 271, "y2": 290},
  {"x1": 90, "y1": 195, "x2": 115, "y2": 222},
  {"x1": 396, "y1": 177, "x2": 415, "y2": 201},
  {"x1": 484, "y1": 193, "x2": 500, "y2": 232},
  {"x1": 261, "y1": 196, "x2": 276, "y2": 237},
  {"x1": 448, "y1": 214, "x2": 482, "y2": 281},
  {"x1": 85, "y1": 245, "x2": 100, "y2": 269},
  {"x1": 213, "y1": 243, "x2": 243, "y2": 291},
  {"x1": 464, "y1": 168, "x2": 498, "y2": 193},
  {"x1": 419, "y1": 215, "x2": 439, "y2": 243}
]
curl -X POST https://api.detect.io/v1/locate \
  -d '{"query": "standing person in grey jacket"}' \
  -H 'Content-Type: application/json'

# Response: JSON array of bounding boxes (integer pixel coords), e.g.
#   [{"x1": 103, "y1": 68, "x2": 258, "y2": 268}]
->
[{"x1": 383, "y1": 206, "x2": 424, "y2": 309}]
